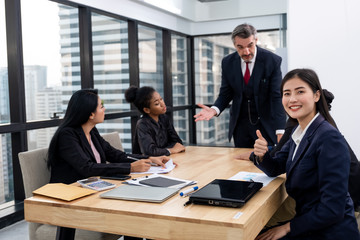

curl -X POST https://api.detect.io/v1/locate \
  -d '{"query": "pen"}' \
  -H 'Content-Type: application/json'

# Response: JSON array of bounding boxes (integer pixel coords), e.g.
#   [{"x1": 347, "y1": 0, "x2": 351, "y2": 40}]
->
[
  {"x1": 127, "y1": 156, "x2": 140, "y2": 161},
  {"x1": 180, "y1": 186, "x2": 198, "y2": 197},
  {"x1": 127, "y1": 156, "x2": 156, "y2": 165}
]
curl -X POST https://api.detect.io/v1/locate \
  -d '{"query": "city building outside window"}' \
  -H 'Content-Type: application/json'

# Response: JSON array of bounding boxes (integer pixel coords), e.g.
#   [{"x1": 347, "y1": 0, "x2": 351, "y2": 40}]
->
[
  {"x1": 171, "y1": 33, "x2": 189, "y2": 144},
  {"x1": 21, "y1": 1, "x2": 81, "y2": 149},
  {"x1": 91, "y1": 12, "x2": 132, "y2": 152},
  {"x1": 138, "y1": 25, "x2": 164, "y2": 97},
  {"x1": 0, "y1": 1, "x2": 12, "y2": 208}
]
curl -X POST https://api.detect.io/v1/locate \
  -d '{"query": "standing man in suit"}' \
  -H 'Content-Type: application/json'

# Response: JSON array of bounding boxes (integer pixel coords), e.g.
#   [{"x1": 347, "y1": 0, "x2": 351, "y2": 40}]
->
[{"x1": 194, "y1": 23, "x2": 286, "y2": 147}]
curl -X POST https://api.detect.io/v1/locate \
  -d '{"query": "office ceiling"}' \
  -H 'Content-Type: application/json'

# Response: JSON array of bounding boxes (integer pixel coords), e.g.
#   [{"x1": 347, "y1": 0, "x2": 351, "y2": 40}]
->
[{"x1": 198, "y1": 0, "x2": 228, "y2": 2}]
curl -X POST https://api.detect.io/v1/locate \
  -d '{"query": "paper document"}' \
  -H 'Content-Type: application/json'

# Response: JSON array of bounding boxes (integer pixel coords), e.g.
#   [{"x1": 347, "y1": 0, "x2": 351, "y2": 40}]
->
[
  {"x1": 124, "y1": 173, "x2": 196, "y2": 189},
  {"x1": 33, "y1": 183, "x2": 96, "y2": 201},
  {"x1": 228, "y1": 171, "x2": 275, "y2": 187},
  {"x1": 131, "y1": 158, "x2": 176, "y2": 174}
]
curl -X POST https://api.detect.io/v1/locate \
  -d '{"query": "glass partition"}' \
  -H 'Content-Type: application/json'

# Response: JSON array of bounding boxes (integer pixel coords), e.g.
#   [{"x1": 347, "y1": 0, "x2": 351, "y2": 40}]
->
[
  {"x1": 99, "y1": 117, "x2": 132, "y2": 153},
  {"x1": 27, "y1": 127, "x2": 57, "y2": 150},
  {"x1": 194, "y1": 35, "x2": 234, "y2": 146},
  {"x1": 0, "y1": 133, "x2": 13, "y2": 208},
  {"x1": 21, "y1": 0, "x2": 81, "y2": 147},
  {"x1": 172, "y1": 110, "x2": 190, "y2": 144},
  {"x1": 0, "y1": 1, "x2": 9, "y2": 125},
  {"x1": 171, "y1": 34, "x2": 189, "y2": 106},
  {"x1": 138, "y1": 25, "x2": 164, "y2": 97},
  {"x1": 92, "y1": 12, "x2": 130, "y2": 113}
]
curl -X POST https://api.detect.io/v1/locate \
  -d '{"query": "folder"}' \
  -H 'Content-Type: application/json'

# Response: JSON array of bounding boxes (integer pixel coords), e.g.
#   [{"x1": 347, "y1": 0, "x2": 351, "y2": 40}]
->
[
  {"x1": 33, "y1": 183, "x2": 97, "y2": 201},
  {"x1": 100, "y1": 184, "x2": 179, "y2": 203}
]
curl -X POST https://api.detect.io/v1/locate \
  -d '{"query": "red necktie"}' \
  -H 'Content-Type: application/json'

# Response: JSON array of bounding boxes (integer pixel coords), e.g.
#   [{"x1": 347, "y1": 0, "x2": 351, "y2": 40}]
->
[{"x1": 244, "y1": 62, "x2": 250, "y2": 85}]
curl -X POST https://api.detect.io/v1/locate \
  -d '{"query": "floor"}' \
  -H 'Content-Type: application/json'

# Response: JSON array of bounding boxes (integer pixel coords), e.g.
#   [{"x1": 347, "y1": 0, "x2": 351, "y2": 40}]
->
[
  {"x1": 1, "y1": 218, "x2": 359, "y2": 239},
  {"x1": 0, "y1": 220, "x2": 29, "y2": 240},
  {"x1": 0, "y1": 220, "x2": 143, "y2": 240}
]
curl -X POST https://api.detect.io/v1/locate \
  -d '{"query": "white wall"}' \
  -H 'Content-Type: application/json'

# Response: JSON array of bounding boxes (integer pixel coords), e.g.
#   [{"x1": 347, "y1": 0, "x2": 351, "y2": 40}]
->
[{"x1": 287, "y1": 0, "x2": 360, "y2": 156}]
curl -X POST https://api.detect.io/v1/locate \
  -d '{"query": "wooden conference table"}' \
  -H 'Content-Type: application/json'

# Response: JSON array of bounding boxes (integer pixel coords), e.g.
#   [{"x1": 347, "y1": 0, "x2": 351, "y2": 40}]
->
[{"x1": 24, "y1": 146, "x2": 287, "y2": 240}]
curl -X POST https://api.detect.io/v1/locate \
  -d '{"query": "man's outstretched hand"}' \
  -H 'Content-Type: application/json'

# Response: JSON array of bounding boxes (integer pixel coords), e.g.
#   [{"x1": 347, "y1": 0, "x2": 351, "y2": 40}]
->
[{"x1": 194, "y1": 103, "x2": 217, "y2": 122}]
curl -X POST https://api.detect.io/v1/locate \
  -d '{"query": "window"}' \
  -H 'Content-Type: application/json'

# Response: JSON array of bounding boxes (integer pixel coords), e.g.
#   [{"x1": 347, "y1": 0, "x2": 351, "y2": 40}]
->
[
  {"x1": 257, "y1": 30, "x2": 281, "y2": 53},
  {"x1": 194, "y1": 35, "x2": 233, "y2": 146},
  {"x1": 21, "y1": 1, "x2": 80, "y2": 149},
  {"x1": 171, "y1": 34, "x2": 188, "y2": 106},
  {"x1": 0, "y1": 1, "x2": 9, "y2": 125},
  {"x1": 172, "y1": 110, "x2": 189, "y2": 144},
  {"x1": 0, "y1": 133, "x2": 13, "y2": 208},
  {"x1": 21, "y1": 0, "x2": 80, "y2": 124},
  {"x1": 138, "y1": 25, "x2": 163, "y2": 97},
  {"x1": 0, "y1": 1, "x2": 12, "y2": 209},
  {"x1": 27, "y1": 127, "x2": 57, "y2": 150},
  {"x1": 100, "y1": 118, "x2": 132, "y2": 153},
  {"x1": 92, "y1": 12, "x2": 130, "y2": 114},
  {"x1": 91, "y1": 13, "x2": 132, "y2": 152}
]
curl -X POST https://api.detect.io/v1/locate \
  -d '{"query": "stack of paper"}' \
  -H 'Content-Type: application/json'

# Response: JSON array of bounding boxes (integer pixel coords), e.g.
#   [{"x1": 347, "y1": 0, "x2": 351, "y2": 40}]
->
[
  {"x1": 131, "y1": 159, "x2": 176, "y2": 174},
  {"x1": 228, "y1": 171, "x2": 275, "y2": 187}
]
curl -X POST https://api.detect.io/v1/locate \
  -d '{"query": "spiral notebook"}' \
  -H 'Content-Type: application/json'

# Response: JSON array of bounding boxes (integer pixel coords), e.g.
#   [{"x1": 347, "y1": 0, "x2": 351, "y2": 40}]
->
[{"x1": 100, "y1": 184, "x2": 179, "y2": 203}]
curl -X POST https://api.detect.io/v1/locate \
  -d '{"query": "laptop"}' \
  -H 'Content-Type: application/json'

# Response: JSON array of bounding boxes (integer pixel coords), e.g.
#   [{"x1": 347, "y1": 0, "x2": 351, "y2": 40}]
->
[
  {"x1": 100, "y1": 185, "x2": 179, "y2": 203},
  {"x1": 188, "y1": 179, "x2": 263, "y2": 208}
]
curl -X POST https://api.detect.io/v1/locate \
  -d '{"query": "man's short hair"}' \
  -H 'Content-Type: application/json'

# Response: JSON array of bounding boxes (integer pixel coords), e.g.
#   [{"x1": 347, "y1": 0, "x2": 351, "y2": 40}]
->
[{"x1": 231, "y1": 23, "x2": 257, "y2": 43}]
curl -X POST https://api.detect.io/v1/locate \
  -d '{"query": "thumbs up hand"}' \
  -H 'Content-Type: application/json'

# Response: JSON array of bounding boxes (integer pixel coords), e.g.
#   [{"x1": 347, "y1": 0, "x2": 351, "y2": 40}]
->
[{"x1": 254, "y1": 130, "x2": 268, "y2": 158}]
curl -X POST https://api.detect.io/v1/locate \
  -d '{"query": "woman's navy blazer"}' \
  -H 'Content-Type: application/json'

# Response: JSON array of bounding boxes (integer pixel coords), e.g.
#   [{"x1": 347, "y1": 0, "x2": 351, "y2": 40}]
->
[{"x1": 255, "y1": 115, "x2": 360, "y2": 239}]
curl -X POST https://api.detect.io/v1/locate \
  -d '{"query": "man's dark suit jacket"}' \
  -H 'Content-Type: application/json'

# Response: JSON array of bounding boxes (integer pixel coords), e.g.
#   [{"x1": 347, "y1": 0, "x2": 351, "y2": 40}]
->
[
  {"x1": 49, "y1": 127, "x2": 147, "y2": 184},
  {"x1": 214, "y1": 46, "x2": 286, "y2": 144},
  {"x1": 254, "y1": 115, "x2": 359, "y2": 239}
]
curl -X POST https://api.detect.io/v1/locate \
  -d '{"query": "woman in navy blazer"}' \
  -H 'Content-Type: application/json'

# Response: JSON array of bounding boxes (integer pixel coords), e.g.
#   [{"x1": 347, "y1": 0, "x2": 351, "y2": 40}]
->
[
  {"x1": 47, "y1": 89, "x2": 169, "y2": 185},
  {"x1": 251, "y1": 69, "x2": 360, "y2": 239}
]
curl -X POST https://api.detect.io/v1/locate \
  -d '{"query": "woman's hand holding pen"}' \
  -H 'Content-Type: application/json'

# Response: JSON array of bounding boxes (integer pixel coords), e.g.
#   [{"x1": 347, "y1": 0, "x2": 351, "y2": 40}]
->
[
  {"x1": 130, "y1": 159, "x2": 152, "y2": 172},
  {"x1": 254, "y1": 130, "x2": 268, "y2": 161},
  {"x1": 149, "y1": 156, "x2": 170, "y2": 168}
]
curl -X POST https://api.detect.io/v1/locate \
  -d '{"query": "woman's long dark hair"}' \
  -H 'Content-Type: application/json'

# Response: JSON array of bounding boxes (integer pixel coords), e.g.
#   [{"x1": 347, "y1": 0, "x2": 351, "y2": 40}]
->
[
  {"x1": 280, "y1": 69, "x2": 336, "y2": 128},
  {"x1": 47, "y1": 89, "x2": 99, "y2": 168}
]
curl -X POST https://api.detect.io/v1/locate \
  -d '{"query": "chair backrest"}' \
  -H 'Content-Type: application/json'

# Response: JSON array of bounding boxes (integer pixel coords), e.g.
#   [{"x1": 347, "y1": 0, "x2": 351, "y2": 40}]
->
[
  {"x1": 101, "y1": 131, "x2": 124, "y2": 151},
  {"x1": 18, "y1": 147, "x2": 50, "y2": 198}
]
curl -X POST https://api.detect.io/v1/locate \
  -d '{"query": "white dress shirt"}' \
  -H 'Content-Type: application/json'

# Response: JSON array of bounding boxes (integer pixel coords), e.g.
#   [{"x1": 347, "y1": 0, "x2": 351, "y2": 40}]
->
[{"x1": 291, "y1": 112, "x2": 320, "y2": 160}]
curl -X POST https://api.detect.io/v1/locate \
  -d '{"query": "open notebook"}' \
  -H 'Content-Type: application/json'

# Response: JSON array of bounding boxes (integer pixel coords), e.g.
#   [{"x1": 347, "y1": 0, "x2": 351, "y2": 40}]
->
[{"x1": 100, "y1": 184, "x2": 179, "y2": 203}]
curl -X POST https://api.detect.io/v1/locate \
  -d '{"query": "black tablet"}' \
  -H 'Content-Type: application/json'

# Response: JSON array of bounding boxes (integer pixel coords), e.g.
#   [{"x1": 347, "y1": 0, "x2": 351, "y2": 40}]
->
[
  {"x1": 139, "y1": 176, "x2": 186, "y2": 187},
  {"x1": 100, "y1": 174, "x2": 131, "y2": 181}
]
